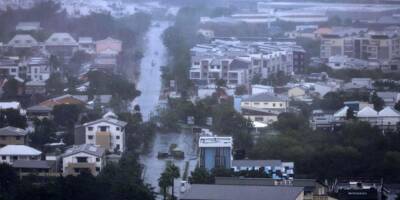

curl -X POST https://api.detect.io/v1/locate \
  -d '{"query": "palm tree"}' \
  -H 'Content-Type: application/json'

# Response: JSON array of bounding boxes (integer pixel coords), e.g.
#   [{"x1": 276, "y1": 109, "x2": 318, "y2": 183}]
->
[
  {"x1": 158, "y1": 172, "x2": 170, "y2": 200},
  {"x1": 166, "y1": 163, "x2": 180, "y2": 200}
]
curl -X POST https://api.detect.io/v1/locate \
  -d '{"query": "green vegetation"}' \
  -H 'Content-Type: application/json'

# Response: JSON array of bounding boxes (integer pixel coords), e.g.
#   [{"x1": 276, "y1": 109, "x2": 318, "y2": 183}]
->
[
  {"x1": 156, "y1": 95, "x2": 253, "y2": 152},
  {"x1": 0, "y1": 153, "x2": 154, "y2": 200},
  {"x1": 158, "y1": 162, "x2": 180, "y2": 200},
  {"x1": 0, "y1": 109, "x2": 27, "y2": 129},
  {"x1": 249, "y1": 112, "x2": 400, "y2": 181}
]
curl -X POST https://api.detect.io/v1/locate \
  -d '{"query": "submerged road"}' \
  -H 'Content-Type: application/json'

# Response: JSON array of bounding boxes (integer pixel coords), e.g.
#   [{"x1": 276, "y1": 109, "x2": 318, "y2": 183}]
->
[
  {"x1": 135, "y1": 21, "x2": 198, "y2": 199},
  {"x1": 135, "y1": 21, "x2": 169, "y2": 121}
]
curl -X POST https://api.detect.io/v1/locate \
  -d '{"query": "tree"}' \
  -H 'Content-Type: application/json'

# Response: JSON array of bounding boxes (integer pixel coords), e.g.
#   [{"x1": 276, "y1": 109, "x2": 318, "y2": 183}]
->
[
  {"x1": 371, "y1": 92, "x2": 384, "y2": 111},
  {"x1": 166, "y1": 163, "x2": 180, "y2": 200},
  {"x1": 189, "y1": 167, "x2": 213, "y2": 184},
  {"x1": 46, "y1": 73, "x2": 66, "y2": 95},
  {"x1": 158, "y1": 172, "x2": 170, "y2": 200},
  {"x1": 30, "y1": 118, "x2": 57, "y2": 148},
  {"x1": 346, "y1": 108, "x2": 356, "y2": 120},
  {"x1": 2, "y1": 78, "x2": 20, "y2": 100},
  {"x1": 0, "y1": 109, "x2": 27, "y2": 129},
  {"x1": 395, "y1": 101, "x2": 400, "y2": 112},
  {"x1": 234, "y1": 85, "x2": 248, "y2": 96},
  {"x1": 0, "y1": 163, "x2": 19, "y2": 200}
]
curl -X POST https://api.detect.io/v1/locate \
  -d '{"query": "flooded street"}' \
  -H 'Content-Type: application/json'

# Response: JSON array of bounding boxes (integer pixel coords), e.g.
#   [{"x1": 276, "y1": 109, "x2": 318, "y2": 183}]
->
[
  {"x1": 135, "y1": 20, "x2": 198, "y2": 199},
  {"x1": 135, "y1": 21, "x2": 169, "y2": 121},
  {"x1": 141, "y1": 131, "x2": 197, "y2": 198}
]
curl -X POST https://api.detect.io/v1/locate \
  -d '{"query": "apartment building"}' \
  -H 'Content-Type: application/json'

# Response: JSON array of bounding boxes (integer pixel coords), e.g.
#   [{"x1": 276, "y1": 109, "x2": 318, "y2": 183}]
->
[
  {"x1": 320, "y1": 30, "x2": 400, "y2": 72},
  {"x1": 189, "y1": 40, "x2": 304, "y2": 86},
  {"x1": 240, "y1": 93, "x2": 289, "y2": 125},
  {"x1": 76, "y1": 113, "x2": 127, "y2": 153},
  {"x1": 0, "y1": 126, "x2": 28, "y2": 147},
  {"x1": 61, "y1": 144, "x2": 105, "y2": 176},
  {"x1": 199, "y1": 136, "x2": 233, "y2": 171}
]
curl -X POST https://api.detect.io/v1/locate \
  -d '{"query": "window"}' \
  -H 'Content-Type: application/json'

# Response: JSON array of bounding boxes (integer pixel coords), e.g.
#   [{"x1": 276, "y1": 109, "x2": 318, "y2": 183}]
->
[
  {"x1": 280, "y1": 103, "x2": 283, "y2": 107},
  {"x1": 96, "y1": 167, "x2": 100, "y2": 172},
  {"x1": 116, "y1": 136, "x2": 120, "y2": 140},
  {"x1": 88, "y1": 135, "x2": 93, "y2": 140},
  {"x1": 255, "y1": 117, "x2": 263, "y2": 121},
  {"x1": 88, "y1": 127, "x2": 93, "y2": 131},
  {"x1": 0, "y1": 136, "x2": 5, "y2": 140},
  {"x1": 116, "y1": 127, "x2": 120, "y2": 131},
  {"x1": 12, "y1": 156, "x2": 18, "y2": 161},
  {"x1": 273, "y1": 103, "x2": 276, "y2": 107},
  {"x1": 10, "y1": 68, "x2": 17, "y2": 73},
  {"x1": 1, "y1": 156, "x2": 6, "y2": 160},
  {"x1": 100, "y1": 126, "x2": 107, "y2": 132},
  {"x1": 16, "y1": 136, "x2": 20, "y2": 140},
  {"x1": 96, "y1": 158, "x2": 100, "y2": 162},
  {"x1": 76, "y1": 157, "x2": 88, "y2": 163},
  {"x1": 254, "y1": 102, "x2": 260, "y2": 105}
]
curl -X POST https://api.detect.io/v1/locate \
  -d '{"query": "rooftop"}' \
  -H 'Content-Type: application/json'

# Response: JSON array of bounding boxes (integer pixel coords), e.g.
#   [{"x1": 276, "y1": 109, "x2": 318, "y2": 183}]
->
[
  {"x1": 0, "y1": 145, "x2": 41, "y2": 156},
  {"x1": 61, "y1": 144, "x2": 105, "y2": 158},
  {"x1": 242, "y1": 93, "x2": 287, "y2": 102},
  {"x1": 199, "y1": 136, "x2": 233, "y2": 148},
  {"x1": 180, "y1": 184, "x2": 303, "y2": 200},
  {"x1": 0, "y1": 126, "x2": 28, "y2": 136}
]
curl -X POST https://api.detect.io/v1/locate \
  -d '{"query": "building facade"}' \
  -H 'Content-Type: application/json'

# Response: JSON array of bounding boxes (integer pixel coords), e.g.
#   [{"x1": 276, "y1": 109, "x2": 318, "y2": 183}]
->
[{"x1": 199, "y1": 136, "x2": 233, "y2": 171}]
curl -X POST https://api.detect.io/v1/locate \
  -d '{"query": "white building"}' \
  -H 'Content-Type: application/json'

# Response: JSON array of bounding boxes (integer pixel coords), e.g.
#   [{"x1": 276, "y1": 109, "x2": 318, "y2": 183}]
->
[
  {"x1": 81, "y1": 113, "x2": 127, "y2": 153},
  {"x1": 241, "y1": 93, "x2": 288, "y2": 125},
  {"x1": 0, "y1": 145, "x2": 41, "y2": 164},
  {"x1": 199, "y1": 136, "x2": 233, "y2": 170},
  {"x1": 189, "y1": 40, "x2": 303, "y2": 87},
  {"x1": 61, "y1": 144, "x2": 105, "y2": 176},
  {"x1": 7, "y1": 34, "x2": 39, "y2": 49},
  {"x1": 26, "y1": 57, "x2": 51, "y2": 82},
  {"x1": 251, "y1": 84, "x2": 274, "y2": 95}
]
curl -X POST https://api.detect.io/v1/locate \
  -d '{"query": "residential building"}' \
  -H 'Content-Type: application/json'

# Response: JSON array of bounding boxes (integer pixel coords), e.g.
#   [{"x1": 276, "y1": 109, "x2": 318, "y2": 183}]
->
[
  {"x1": 199, "y1": 136, "x2": 232, "y2": 170},
  {"x1": 39, "y1": 94, "x2": 87, "y2": 109},
  {"x1": 0, "y1": 126, "x2": 28, "y2": 147},
  {"x1": 232, "y1": 160, "x2": 294, "y2": 180},
  {"x1": 78, "y1": 37, "x2": 95, "y2": 54},
  {"x1": 45, "y1": 33, "x2": 79, "y2": 59},
  {"x1": 61, "y1": 144, "x2": 105, "y2": 176},
  {"x1": 288, "y1": 86, "x2": 307, "y2": 98},
  {"x1": 0, "y1": 145, "x2": 41, "y2": 164},
  {"x1": 12, "y1": 160, "x2": 58, "y2": 177},
  {"x1": 0, "y1": 57, "x2": 20, "y2": 78},
  {"x1": 241, "y1": 93, "x2": 288, "y2": 112},
  {"x1": 0, "y1": 101, "x2": 25, "y2": 115},
  {"x1": 376, "y1": 92, "x2": 400, "y2": 107},
  {"x1": 180, "y1": 184, "x2": 304, "y2": 200},
  {"x1": 313, "y1": 106, "x2": 400, "y2": 131},
  {"x1": 7, "y1": 34, "x2": 39, "y2": 49},
  {"x1": 320, "y1": 31, "x2": 400, "y2": 72},
  {"x1": 26, "y1": 105, "x2": 52, "y2": 119},
  {"x1": 240, "y1": 93, "x2": 288, "y2": 124},
  {"x1": 15, "y1": 22, "x2": 41, "y2": 32},
  {"x1": 77, "y1": 113, "x2": 127, "y2": 153},
  {"x1": 95, "y1": 37, "x2": 122, "y2": 55},
  {"x1": 251, "y1": 84, "x2": 274, "y2": 95},
  {"x1": 26, "y1": 57, "x2": 51, "y2": 82},
  {"x1": 25, "y1": 80, "x2": 46, "y2": 95},
  {"x1": 189, "y1": 39, "x2": 305, "y2": 86}
]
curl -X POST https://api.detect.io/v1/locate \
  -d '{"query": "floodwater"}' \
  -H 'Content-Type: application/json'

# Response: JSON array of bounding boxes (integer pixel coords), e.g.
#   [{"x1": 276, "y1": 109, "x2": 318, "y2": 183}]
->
[
  {"x1": 140, "y1": 131, "x2": 197, "y2": 199},
  {"x1": 135, "y1": 21, "x2": 169, "y2": 121},
  {"x1": 135, "y1": 21, "x2": 198, "y2": 199}
]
